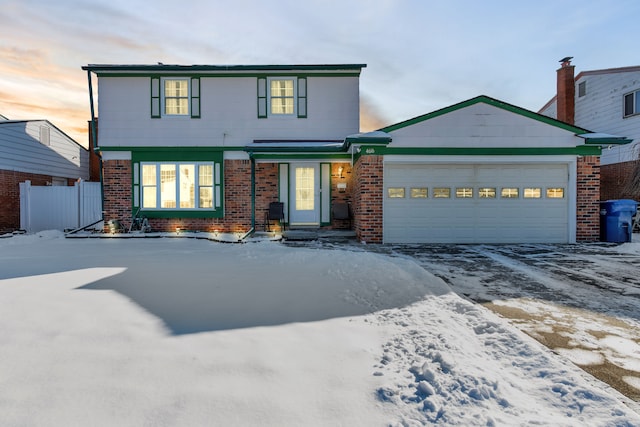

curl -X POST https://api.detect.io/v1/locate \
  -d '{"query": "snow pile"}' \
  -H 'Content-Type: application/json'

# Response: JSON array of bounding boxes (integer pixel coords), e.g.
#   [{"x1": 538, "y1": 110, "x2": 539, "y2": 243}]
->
[{"x1": 0, "y1": 234, "x2": 638, "y2": 426}]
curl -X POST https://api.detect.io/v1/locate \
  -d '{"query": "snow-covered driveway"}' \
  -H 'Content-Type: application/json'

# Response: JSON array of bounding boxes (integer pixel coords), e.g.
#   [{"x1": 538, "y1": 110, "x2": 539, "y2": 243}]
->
[{"x1": 383, "y1": 242, "x2": 640, "y2": 406}]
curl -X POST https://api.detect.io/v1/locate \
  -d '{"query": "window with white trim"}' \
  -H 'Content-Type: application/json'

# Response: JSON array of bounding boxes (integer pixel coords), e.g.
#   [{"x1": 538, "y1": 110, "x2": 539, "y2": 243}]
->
[
  {"x1": 140, "y1": 162, "x2": 220, "y2": 210},
  {"x1": 624, "y1": 89, "x2": 640, "y2": 117},
  {"x1": 257, "y1": 76, "x2": 307, "y2": 118},
  {"x1": 151, "y1": 77, "x2": 200, "y2": 118}
]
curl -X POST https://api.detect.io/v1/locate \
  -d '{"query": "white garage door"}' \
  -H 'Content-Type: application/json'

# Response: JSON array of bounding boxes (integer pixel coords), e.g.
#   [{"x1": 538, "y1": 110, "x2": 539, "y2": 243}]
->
[{"x1": 383, "y1": 164, "x2": 570, "y2": 243}]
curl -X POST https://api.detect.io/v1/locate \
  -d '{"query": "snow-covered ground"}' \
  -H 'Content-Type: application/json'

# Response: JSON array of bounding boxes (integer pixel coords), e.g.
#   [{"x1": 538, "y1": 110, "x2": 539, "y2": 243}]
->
[{"x1": 0, "y1": 231, "x2": 639, "y2": 426}]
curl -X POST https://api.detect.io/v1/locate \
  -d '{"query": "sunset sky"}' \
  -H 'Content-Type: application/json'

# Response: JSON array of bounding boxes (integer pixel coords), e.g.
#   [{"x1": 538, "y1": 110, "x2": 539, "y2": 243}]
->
[{"x1": 1, "y1": 0, "x2": 638, "y2": 148}]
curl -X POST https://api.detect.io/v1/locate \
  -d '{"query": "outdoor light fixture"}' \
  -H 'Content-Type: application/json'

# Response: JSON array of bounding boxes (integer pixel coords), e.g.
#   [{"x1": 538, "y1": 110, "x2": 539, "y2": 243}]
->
[{"x1": 338, "y1": 166, "x2": 344, "y2": 178}]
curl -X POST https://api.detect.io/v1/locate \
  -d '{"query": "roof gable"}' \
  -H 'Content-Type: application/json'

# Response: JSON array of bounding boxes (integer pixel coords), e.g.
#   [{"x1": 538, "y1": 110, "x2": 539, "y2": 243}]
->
[{"x1": 381, "y1": 95, "x2": 589, "y2": 134}]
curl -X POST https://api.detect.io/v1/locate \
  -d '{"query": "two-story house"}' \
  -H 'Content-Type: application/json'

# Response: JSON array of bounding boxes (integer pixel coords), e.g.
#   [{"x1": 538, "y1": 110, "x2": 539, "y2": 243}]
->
[
  {"x1": 84, "y1": 63, "x2": 616, "y2": 243},
  {"x1": 539, "y1": 59, "x2": 640, "y2": 201},
  {"x1": 82, "y1": 64, "x2": 364, "y2": 237}
]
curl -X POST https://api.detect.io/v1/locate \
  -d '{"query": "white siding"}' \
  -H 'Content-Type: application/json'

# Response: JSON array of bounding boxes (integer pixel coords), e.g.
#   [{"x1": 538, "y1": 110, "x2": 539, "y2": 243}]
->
[
  {"x1": 575, "y1": 71, "x2": 640, "y2": 165},
  {"x1": 540, "y1": 69, "x2": 640, "y2": 165},
  {"x1": 0, "y1": 120, "x2": 89, "y2": 179},
  {"x1": 97, "y1": 75, "x2": 360, "y2": 148},
  {"x1": 389, "y1": 103, "x2": 580, "y2": 148}
]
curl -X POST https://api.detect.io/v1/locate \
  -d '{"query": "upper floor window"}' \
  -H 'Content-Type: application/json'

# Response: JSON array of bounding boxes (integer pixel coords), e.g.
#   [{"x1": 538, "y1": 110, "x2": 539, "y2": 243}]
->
[
  {"x1": 258, "y1": 76, "x2": 307, "y2": 118},
  {"x1": 164, "y1": 79, "x2": 189, "y2": 115},
  {"x1": 151, "y1": 77, "x2": 200, "y2": 119},
  {"x1": 270, "y1": 79, "x2": 295, "y2": 115},
  {"x1": 578, "y1": 81, "x2": 586, "y2": 97},
  {"x1": 624, "y1": 90, "x2": 640, "y2": 118}
]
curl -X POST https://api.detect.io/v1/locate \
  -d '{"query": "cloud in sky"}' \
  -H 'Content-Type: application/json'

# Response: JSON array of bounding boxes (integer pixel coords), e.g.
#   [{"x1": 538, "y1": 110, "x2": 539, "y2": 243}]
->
[{"x1": 1, "y1": 0, "x2": 639, "y2": 147}]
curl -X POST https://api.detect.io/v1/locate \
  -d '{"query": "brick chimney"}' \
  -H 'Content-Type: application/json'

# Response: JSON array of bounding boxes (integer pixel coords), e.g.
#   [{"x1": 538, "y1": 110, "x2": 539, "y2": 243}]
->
[{"x1": 556, "y1": 57, "x2": 575, "y2": 125}]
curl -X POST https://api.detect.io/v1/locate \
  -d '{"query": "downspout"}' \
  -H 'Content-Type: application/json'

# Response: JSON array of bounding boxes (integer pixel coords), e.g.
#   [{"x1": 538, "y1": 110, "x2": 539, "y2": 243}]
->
[{"x1": 86, "y1": 70, "x2": 104, "y2": 217}]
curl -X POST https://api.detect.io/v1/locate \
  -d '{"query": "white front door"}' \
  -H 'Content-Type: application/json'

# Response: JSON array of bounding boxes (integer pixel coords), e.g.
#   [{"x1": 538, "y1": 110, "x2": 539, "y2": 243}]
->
[{"x1": 289, "y1": 163, "x2": 320, "y2": 226}]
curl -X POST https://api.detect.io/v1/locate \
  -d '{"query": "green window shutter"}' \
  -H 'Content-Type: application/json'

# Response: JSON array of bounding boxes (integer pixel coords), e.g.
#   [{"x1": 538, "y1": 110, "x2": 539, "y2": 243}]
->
[
  {"x1": 151, "y1": 77, "x2": 160, "y2": 118},
  {"x1": 297, "y1": 77, "x2": 307, "y2": 118},
  {"x1": 257, "y1": 77, "x2": 267, "y2": 118},
  {"x1": 191, "y1": 77, "x2": 201, "y2": 118}
]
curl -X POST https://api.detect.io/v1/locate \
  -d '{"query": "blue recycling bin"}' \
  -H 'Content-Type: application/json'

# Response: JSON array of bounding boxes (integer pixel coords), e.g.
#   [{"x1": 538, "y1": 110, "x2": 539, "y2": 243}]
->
[{"x1": 600, "y1": 199, "x2": 638, "y2": 243}]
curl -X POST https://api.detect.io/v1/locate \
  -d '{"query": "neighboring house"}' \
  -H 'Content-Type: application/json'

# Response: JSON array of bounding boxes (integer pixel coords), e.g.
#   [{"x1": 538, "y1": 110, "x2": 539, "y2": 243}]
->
[
  {"x1": 0, "y1": 118, "x2": 89, "y2": 233},
  {"x1": 539, "y1": 59, "x2": 640, "y2": 201},
  {"x1": 83, "y1": 64, "x2": 616, "y2": 243}
]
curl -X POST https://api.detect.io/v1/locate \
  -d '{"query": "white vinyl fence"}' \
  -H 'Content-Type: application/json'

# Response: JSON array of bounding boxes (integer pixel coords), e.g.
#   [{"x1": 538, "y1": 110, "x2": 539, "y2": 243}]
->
[{"x1": 20, "y1": 180, "x2": 102, "y2": 233}]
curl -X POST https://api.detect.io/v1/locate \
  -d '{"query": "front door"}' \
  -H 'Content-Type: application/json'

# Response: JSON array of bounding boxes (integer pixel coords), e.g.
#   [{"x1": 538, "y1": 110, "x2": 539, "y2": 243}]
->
[{"x1": 289, "y1": 163, "x2": 320, "y2": 226}]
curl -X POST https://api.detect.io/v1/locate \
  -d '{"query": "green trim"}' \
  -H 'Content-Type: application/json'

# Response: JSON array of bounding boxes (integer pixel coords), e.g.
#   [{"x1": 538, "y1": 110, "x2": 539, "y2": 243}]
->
[
  {"x1": 257, "y1": 77, "x2": 267, "y2": 118},
  {"x1": 297, "y1": 77, "x2": 307, "y2": 118},
  {"x1": 320, "y1": 162, "x2": 331, "y2": 226},
  {"x1": 355, "y1": 146, "x2": 602, "y2": 157},
  {"x1": 582, "y1": 137, "x2": 633, "y2": 145},
  {"x1": 99, "y1": 146, "x2": 240, "y2": 152},
  {"x1": 379, "y1": 95, "x2": 590, "y2": 135},
  {"x1": 191, "y1": 77, "x2": 201, "y2": 119},
  {"x1": 150, "y1": 77, "x2": 160, "y2": 118},
  {"x1": 137, "y1": 210, "x2": 223, "y2": 219},
  {"x1": 345, "y1": 137, "x2": 391, "y2": 145}
]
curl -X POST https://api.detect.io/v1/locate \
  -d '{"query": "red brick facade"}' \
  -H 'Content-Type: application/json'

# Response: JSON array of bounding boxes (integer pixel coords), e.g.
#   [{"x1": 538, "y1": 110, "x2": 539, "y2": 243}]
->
[
  {"x1": 601, "y1": 160, "x2": 640, "y2": 201},
  {"x1": 0, "y1": 170, "x2": 74, "y2": 233},
  {"x1": 353, "y1": 154, "x2": 383, "y2": 243},
  {"x1": 102, "y1": 159, "x2": 357, "y2": 234},
  {"x1": 576, "y1": 155, "x2": 601, "y2": 241},
  {"x1": 100, "y1": 154, "x2": 604, "y2": 243}
]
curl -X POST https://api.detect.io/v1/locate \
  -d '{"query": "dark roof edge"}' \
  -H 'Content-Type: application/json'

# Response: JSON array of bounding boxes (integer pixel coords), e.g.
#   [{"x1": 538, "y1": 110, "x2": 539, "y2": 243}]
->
[{"x1": 82, "y1": 64, "x2": 367, "y2": 72}]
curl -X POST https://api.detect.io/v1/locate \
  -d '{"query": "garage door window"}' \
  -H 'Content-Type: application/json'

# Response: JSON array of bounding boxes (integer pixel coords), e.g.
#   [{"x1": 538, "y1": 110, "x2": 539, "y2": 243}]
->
[
  {"x1": 479, "y1": 187, "x2": 496, "y2": 198},
  {"x1": 456, "y1": 188, "x2": 473, "y2": 198},
  {"x1": 501, "y1": 188, "x2": 519, "y2": 198},
  {"x1": 433, "y1": 188, "x2": 450, "y2": 198},
  {"x1": 546, "y1": 188, "x2": 565, "y2": 198},
  {"x1": 411, "y1": 188, "x2": 428, "y2": 198},
  {"x1": 388, "y1": 188, "x2": 405, "y2": 198},
  {"x1": 524, "y1": 188, "x2": 541, "y2": 198}
]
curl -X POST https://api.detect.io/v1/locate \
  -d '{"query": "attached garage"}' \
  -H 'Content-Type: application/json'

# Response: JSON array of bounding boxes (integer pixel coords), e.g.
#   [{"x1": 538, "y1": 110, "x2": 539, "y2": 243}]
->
[
  {"x1": 383, "y1": 162, "x2": 572, "y2": 243},
  {"x1": 351, "y1": 96, "x2": 608, "y2": 244}
]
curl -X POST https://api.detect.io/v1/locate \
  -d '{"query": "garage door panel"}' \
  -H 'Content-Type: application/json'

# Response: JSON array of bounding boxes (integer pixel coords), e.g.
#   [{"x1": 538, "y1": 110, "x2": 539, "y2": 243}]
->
[{"x1": 384, "y1": 163, "x2": 569, "y2": 243}]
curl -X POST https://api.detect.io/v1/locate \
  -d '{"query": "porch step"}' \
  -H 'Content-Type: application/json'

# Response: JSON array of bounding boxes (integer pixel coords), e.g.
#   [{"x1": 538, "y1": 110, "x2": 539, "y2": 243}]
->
[{"x1": 282, "y1": 230, "x2": 319, "y2": 241}]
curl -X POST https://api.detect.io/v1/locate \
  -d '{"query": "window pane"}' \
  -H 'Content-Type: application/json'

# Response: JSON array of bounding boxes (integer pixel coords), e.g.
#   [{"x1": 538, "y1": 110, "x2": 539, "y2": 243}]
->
[
  {"x1": 160, "y1": 164, "x2": 176, "y2": 208},
  {"x1": 179, "y1": 164, "x2": 195, "y2": 208},
  {"x1": 199, "y1": 164, "x2": 213, "y2": 186},
  {"x1": 524, "y1": 188, "x2": 541, "y2": 198},
  {"x1": 295, "y1": 167, "x2": 315, "y2": 210},
  {"x1": 142, "y1": 187, "x2": 157, "y2": 208},
  {"x1": 387, "y1": 188, "x2": 405, "y2": 198},
  {"x1": 271, "y1": 97, "x2": 294, "y2": 114},
  {"x1": 546, "y1": 188, "x2": 565, "y2": 198},
  {"x1": 410, "y1": 188, "x2": 428, "y2": 198},
  {"x1": 199, "y1": 188, "x2": 213, "y2": 208},
  {"x1": 624, "y1": 93, "x2": 634, "y2": 116},
  {"x1": 501, "y1": 188, "x2": 519, "y2": 198},
  {"x1": 270, "y1": 80, "x2": 294, "y2": 96},
  {"x1": 270, "y1": 79, "x2": 295, "y2": 114},
  {"x1": 479, "y1": 187, "x2": 496, "y2": 198},
  {"x1": 142, "y1": 165, "x2": 156, "y2": 185},
  {"x1": 433, "y1": 188, "x2": 450, "y2": 198},
  {"x1": 165, "y1": 98, "x2": 189, "y2": 115},
  {"x1": 165, "y1": 80, "x2": 188, "y2": 97},
  {"x1": 455, "y1": 188, "x2": 473, "y2": 198}
]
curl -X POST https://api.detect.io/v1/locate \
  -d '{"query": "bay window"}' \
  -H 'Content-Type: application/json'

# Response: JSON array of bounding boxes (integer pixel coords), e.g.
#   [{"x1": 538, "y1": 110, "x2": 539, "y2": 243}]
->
[{"x1": 139, "y1": 162, "x2": 220, "y2": 211}]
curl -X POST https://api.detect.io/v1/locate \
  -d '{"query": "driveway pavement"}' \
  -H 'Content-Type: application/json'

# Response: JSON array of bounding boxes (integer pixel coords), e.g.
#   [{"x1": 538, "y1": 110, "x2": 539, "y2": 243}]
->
[{"x1": 288, "y1": 238, "x2": 640, "y2": 406}]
